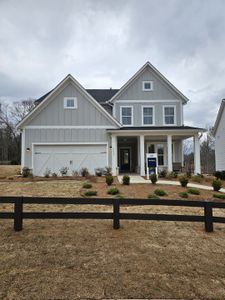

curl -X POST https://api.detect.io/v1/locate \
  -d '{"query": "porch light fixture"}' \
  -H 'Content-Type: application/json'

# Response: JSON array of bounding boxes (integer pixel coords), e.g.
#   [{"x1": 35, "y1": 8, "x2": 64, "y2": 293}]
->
[{"x1": 26, "y1": 148, "x2": 31, "y2": 152}]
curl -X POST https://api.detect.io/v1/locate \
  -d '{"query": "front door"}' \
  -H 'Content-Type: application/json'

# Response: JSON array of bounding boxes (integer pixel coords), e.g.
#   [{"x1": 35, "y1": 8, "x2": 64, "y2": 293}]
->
[{"x1": 120, "y1": 148, "x2": 131, "y2": 172}]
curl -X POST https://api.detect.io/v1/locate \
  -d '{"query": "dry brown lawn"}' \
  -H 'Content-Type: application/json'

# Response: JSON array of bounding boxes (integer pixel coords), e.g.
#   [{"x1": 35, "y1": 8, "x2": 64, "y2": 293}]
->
[
  {"x1": 1, "y1": 176, "x2": 225, "y2": 299},
  {"x1": 0, "y1": 165, "x2": 20, "y2": 178}
]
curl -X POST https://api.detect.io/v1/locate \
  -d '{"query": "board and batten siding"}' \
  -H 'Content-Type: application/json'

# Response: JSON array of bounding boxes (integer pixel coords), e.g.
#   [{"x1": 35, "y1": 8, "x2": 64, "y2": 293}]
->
[
  {"x1": 215, "y1": 107, "x2": 225, "y2": 170},
  {"x1": 24, "y1": 128, "x2": 112, "y2": 168}
]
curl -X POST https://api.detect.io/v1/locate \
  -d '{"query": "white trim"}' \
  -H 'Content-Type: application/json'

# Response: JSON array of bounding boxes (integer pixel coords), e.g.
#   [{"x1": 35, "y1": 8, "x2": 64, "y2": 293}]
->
[
  {"x1": 140, "y1": 135, "x2": 145, "y2": 176},
  {"x1": 31, "y1": 142, "x2": 109, "y2": 170},
  {"x1": 146, "y1": 142, "x2": 166, "y2": 167},
  {"x1": 180, "y1": 101, "x2": 184, "y2": 125},
  {"x1": 109, "y1": 129, "x2": 203, "y2": 137},
  {"x1": 17, "y1": 74, "x2": 121, "y2": 129},
  {"x1": 141, "y1": 105, "x2": 155, "y2": 126},
  {"x1": 112, "y1": 104, "x2": 116, "y2": 117},
  {"x1": 167, "y1": 134, "x2": 173, "y2": 172},
  {"x1": 163, "y1": 105, "x2": 177, "y2": 126},
  {"x1": 108, "y1": 62, "x2": 189, "y2": 104},
  {"x1": 142, "y1": 80, "x2": 153, "y2": 91},
  {"x1": 21, "y1": 129, "x2": 25, "y2": 171},
  {"x1": 64, "y1": 97, "x2": 77, "y2": 109},
  {"x1": 25, "y1": 125, "x2": 117, "y2": 129},
  {"x1": 115, "y1": 99, "x2": 181, "y2": 103},
  {"x1": 120, "y1": 105, "x2": 134, "y2": 126}
]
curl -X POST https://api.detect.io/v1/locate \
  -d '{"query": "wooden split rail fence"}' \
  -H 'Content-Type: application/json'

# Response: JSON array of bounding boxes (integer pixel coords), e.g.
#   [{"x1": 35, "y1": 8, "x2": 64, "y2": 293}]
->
[{"x1": 1, "y1": 196, "x2": 225, "y2": 232}]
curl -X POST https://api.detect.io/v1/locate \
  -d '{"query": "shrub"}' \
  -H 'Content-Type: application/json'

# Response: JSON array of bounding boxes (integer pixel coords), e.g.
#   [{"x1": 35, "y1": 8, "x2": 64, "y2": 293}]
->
[
  {"x1": 83, "y1": 183, "x2": 92, "y2": 189},
  {"x1": 22, "y1": 167, "x2": 32, "y2": 178},
  {"x1": 114, "y1": 194, "x2": 124, "y2": 199},
  {"x1": 214, "y1": 171, "x2": 225, "y2": 180},
  {"x1": 59, "y1": 166, "x2": 69, "y2": 176},
  {"x1": 80, "y1": 168, "x2": 89, "y2": 177},
  {"x1": 154, "y1": 189, "x2": 167, "y2": 196},
  {"x1": 187, "y1": 188, "x2": 200, "y2": 195},
  {"x1": 179, "y1": 175, "x2": 189, "y2": 187},
  {"x1": 148, "y1": 193, "x2": 160, "y2": 199},
  {"x1": 44, "y1": 168, "x2": 51, "y2": 178},
  {"x1": 72, "y1": 170, "x2": 79, "y2": 177},
  {"x1": 84, "y1": 190, "x2": 97, "y2": 197},
  {"x1": 179, "y1": 191, "x2": 189, "y2": 198},
  {"x1": 158, "y1": 170, "x2": 167, "y2": 178},
  {"x1": 166, "y1": 171, "x2": 177, "y2": 179},
  {"x1": 191, "y1": 175, "x2": 203, "y2": 183},
  {"x1": 122, "y1": 175, "x2": 130, "y2": 185},
  {"x1": 106, "y1": 175, "x2": 114, "y2": 186},
  {"x1": 104, "y1": 167, "x2": 112, "y2": 176},
  {"x1": 150, "y1": 174, "x2": 157, "y2": 184},
  {"x1": 52, "y1": 172, "x2": 58, "y2": 178},
  {"x1": 95, "y1": 168, "x2": 103, "y2": 177},
  {"x1": 213, "y1": 193, "x2": 225, "y2": 200},
  {"x1": 212, "y1": 179, "x2": 222, "y2": 192},
  {"x1": 107, "y1": 187, "x2": 120, "y2": 195}
]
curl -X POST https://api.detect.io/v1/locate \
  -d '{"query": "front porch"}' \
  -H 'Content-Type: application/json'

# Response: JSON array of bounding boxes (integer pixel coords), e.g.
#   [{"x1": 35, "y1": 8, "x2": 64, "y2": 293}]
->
[{"x1": 109, "y1": 127, "x2": 204, "y2": 176}]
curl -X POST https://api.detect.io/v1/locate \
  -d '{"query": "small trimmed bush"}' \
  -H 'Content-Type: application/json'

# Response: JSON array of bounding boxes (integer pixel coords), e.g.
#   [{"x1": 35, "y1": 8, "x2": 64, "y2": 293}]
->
[
  {"x1": 150, "y1": 174, "x2": 157, "y2": 184},
  {"x1": 107, "y1": 187, "x2": 119, "y2": 195},
  {"x1": 84, "y1": 190, "x2": 97, "y2": 197},
  {"x1": 104, "y1": 167, "x2": 112, "y2": 176},
  {"x1": 52, "y1": 172, "x2": 58, "y2": 178},
  {"x1": 154, "y1": 189, "x2": 167, "y2": 196},
  {"x1": 22, "y1": 167, "x2": 32, "y2": 178},
  {"x1": 44, "y1": 168, "x2": 51, "y2": 178},
  {"x1": 212, "y1": 179, "x2": 222, "y2": 192},
  {"x1": 72, "y1": 170, "x2": 79, "y2": 177},
  {"x1": 158, "y1": 170, "x2": 167, "y2": 178},
  {"x1": 214, "y1": 171, "x2": 225, "y2": 180},
  {"x1": 95, "y1": 168, "x2": 103, "y2": 176},
  {"x1": 83, "y1": 183, "x2": 92, "y2": 189},
  {"x1": 106, "y1": 175, "x2": 114, "y2": 186},
  {"x1": 122, "y1": 175, "x2": 130, "y2": 185},
  {"x1": 179, "y1": 192, "x2": 189, "y2": 198},
  {"x1": 213, "y1": 193, "x2": 225, "y2": 200},
  {"x1": 187, "y1": 188, "x2": 200, "y2": 195},
  {"x1": 80, "y1": 168, "x2": 89, "y2": 177},
  {"x1": 166, "y1": 171, "x2": 178, "y2": 179},
  {"x1": 179, "y1": 175, "x2": 189, "y2": 187},
  {"x1": 148, "y1": 193, "x2": 160, "y2": 199},
  {"x1": 59, "y1": 166, "x2": 69, "y2": 176}
]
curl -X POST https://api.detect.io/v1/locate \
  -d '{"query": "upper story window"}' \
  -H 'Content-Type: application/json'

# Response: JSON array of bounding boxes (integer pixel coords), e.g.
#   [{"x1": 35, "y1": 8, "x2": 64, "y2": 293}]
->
[
  {"x1": 120, "y1": 106, "x2": 133, "y2": 126},
  {"x1": 142, "y1": 81, "x2": 153, "y2": 91},
  {"x1": 142, "y1": 106, "x2": 154, "y2": 125},
  {"x1": 163, "y1": 105, "x2": 176, "y2": 125},
  {"x1": 64, "y1": 97, "x2": 77, "y2": 109}
]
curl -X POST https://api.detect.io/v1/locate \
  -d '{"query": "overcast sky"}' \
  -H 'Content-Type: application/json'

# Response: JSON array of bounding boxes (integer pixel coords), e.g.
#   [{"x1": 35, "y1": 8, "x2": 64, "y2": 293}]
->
[{"x1": 0, "y1": 0, "x2": 225, "y2": 127}]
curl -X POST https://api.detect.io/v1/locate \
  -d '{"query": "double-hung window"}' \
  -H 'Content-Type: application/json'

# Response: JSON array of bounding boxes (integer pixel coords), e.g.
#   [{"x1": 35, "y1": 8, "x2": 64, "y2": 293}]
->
[
  {"x1": 164, "y1": 106, "x2": 176, "y2": 125},
  {"x1": 120, "y1": 106, "x2": 133, "y2": 126},
  {"x1": 142, "y1": 106, "x2": 154, "y2": 125}
]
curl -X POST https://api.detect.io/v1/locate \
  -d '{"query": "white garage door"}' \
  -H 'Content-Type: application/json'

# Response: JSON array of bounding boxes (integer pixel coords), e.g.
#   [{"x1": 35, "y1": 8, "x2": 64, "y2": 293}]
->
[{"x1": 33, "y1": 144, "x2": 107, "y2": 176}]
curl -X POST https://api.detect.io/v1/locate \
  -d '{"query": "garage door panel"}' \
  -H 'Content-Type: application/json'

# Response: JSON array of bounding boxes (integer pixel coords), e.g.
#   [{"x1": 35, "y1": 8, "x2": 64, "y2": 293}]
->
[{"x1": 33, "y1": 144, "x2": 107, "y2": 176}]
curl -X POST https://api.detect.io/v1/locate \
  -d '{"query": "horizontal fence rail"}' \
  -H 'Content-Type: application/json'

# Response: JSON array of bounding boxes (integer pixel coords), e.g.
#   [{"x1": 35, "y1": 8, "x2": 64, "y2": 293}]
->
[{"x1": 1, "y1": 196, "x2": 225, "y2": 232}]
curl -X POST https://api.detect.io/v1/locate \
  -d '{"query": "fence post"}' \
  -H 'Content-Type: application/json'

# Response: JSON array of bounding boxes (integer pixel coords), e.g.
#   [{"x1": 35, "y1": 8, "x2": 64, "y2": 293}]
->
[
  {"x1": 113, "y1": 198, "x2": 120, "y2": 229},
  {"x1": 204, "y1": 202, "x2": 213, "y2": 232},
  {"x1": 14, "y1": 197, "x2": 23, "y2": 231}
]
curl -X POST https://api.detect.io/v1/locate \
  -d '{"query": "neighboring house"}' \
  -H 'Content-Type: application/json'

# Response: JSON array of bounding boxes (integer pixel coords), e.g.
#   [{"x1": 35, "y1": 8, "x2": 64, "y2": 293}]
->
[
  {"x1": 17, "y1": 62, "x2": 204, "y2": 176},
  {"x1": 213, "y1": 99, "x2": 225, "y2": 171}
]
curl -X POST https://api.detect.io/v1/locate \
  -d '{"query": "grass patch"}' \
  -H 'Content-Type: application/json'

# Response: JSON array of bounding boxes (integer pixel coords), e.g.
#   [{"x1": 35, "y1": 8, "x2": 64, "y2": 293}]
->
[
  {"x1": 148, "y1": 193, "x2": 160, "y2": 199},
  {"x1": 213, "y1": 193, "x2": 225, "y2": 200},
  {"x1": 82, "y1": 183, "x2": 92, "y2": 189},
  {"x1": 154, "y1": 189, "x2": 167, "y2": 197},
  {"x1": 114, "y1": 194, "x2": 124, "y2": 199},
  {"x1": 84, "y1": 190, "x2": 97, "y2": 197},
  {"x1": 179, "y1": 191, "x2": 189, "y2": 198},
  {"x1": 187, "y1": 188, "x2": 200, "y2": 195},
  {"x1": 107, "y1": 187, "x2": 120, "y2": 195}
]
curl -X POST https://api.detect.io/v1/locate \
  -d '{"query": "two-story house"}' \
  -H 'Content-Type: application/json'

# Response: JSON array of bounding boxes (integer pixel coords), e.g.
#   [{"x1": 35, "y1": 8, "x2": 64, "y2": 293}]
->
[{"x1": 17, "y1": 62, "x2": 204, "y2": 176}]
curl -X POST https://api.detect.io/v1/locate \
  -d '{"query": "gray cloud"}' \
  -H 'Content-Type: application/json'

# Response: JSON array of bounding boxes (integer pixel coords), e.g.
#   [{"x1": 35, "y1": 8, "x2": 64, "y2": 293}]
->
[{"x1": 0, "y1": 0, "x2": 225, "y2": 127}]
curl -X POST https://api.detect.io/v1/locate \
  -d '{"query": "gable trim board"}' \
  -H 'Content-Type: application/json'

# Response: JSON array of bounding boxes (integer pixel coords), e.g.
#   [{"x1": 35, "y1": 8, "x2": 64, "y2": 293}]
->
[
  {"x1": 16, "y1": 74, "x2": 121, "y2": 130},
  {"x1": 213, "y1": 99, "x2": 225, "y2": 136},
  {"x1": 108, "y1": 62, "x2": 189, "y2": 104}
]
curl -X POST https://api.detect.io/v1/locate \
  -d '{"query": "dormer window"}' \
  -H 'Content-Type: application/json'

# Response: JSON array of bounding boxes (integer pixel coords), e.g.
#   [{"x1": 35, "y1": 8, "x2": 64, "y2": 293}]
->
[
  {"x1": 142, "y1": 81, "x2": 153, "y2": 91},
  {"x1": 64, "y1": 97, "x2": 77, "y2": 109}
]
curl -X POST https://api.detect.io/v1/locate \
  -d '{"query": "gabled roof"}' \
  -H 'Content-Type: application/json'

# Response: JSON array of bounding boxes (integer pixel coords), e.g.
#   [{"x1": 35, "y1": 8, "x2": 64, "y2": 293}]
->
[
  {"x1": 108, "y1": 61, "x2": 189, "y2": 104},
  {"x1": 213, "y1": 99, "x2": 225, "y2": 136},
  {"x1": 17, "y1": 74, "x2": 121, "y2": 129}
]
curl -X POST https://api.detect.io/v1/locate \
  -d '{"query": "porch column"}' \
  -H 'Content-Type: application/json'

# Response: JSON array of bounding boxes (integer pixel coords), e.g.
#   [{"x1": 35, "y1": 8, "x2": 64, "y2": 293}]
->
[
  {"x1": 167, "y1": 134, "x2": 173, "y2": 172},
  {"x1": 194, "y1": 134, "x2": 201, "y2": 174},
  {"x1": 111, "y1": 135, "x2": 118, "y2": 176},
  {"x1": 140, "y1": 135, "x2": 145, "y2": 176}
]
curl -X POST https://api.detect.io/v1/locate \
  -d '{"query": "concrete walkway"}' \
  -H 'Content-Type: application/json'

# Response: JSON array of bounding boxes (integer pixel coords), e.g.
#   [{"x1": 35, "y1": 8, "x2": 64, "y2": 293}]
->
[{"x1": 117, "y1": 175, "x2": 225, "y2": 193}]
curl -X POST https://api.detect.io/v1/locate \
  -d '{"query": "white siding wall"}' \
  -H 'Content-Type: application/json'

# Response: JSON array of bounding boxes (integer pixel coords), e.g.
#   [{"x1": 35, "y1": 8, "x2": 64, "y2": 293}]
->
[{"x1": 215, "y1": 108, "x2": 225, "y2": 170}]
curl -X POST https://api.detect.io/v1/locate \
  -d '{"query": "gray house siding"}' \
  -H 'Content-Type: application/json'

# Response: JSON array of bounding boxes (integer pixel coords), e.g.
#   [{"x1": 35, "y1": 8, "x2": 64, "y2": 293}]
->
[
  {"x1": 215, "y1": 107, "x2": 225, "y2": 170},
  {"x1": 24, "y1": 128, "x2": 111, "y2": 168},
  {"x1": 29, "y1": 83, "x2": 116, "y2": 127},
  {"x1": 114, "y1": 101, "x2": 182, "y2": 126}
]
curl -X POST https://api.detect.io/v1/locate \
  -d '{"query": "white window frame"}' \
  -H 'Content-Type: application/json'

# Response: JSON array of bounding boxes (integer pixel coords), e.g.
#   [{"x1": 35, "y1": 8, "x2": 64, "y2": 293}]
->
[
  {"x1": 120, "y1": 106, "x2": 133, "y2": 126},
  {"x1": 163, "y1": 105, "x2": 176, "y2": 126},
  {"x1": 64, "y1": 97, "x2": 77, "y2": 109},
  {"x1": 142, "y1": 81, "x2": 153, "y2": 91},
  {"x1": 141, "y1": 105, "x2": 155, "y2": 126}
]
